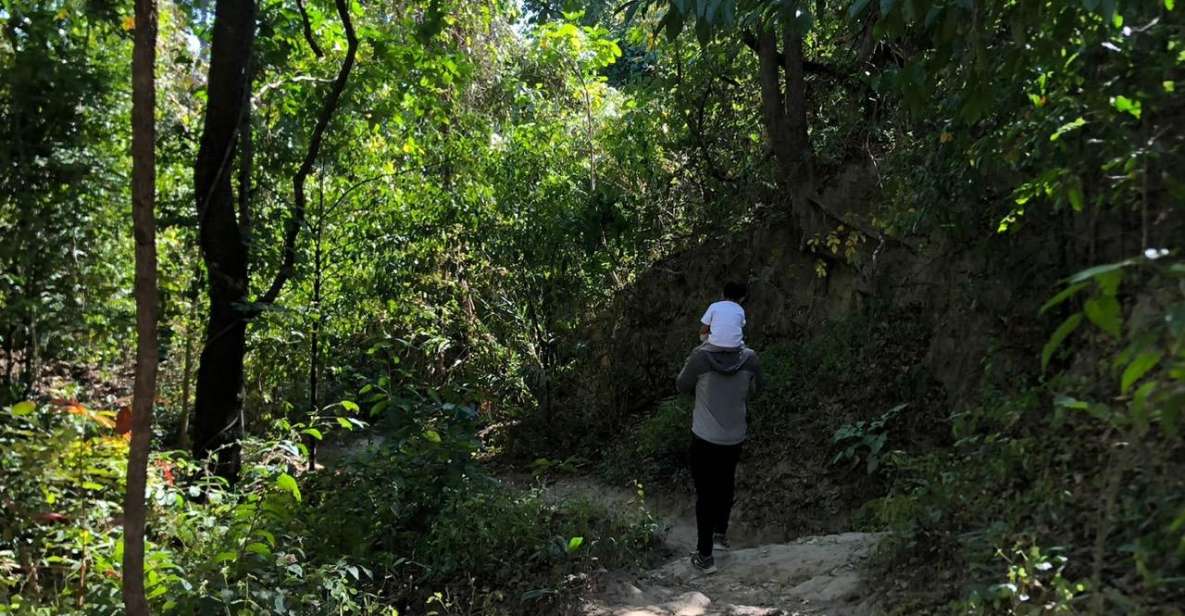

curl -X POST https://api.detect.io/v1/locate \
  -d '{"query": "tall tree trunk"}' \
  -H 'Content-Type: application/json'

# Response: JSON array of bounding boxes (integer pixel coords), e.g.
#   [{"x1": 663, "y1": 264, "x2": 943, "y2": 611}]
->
[
  {"x1": 122, "y1": 0, "x2": 157, "y2": 612},
  {"x1": 192, "y1": 0, "x2": 256, "y2": 481},
  {"x1": 756, "y1": 25, "x2": 793, "y2": 178},
  {"x1": 780, "y1": 17, "x2": 825, "y2": 238},
  {"x1": 192, "y1": 0, "x2": 357, "y2": 482},
  {"x1": 754, "y1": 13, "x2": 827, "y2": 241},
  {"x1": 781, "y1": 20, "x2": 812, "y2": 188}
]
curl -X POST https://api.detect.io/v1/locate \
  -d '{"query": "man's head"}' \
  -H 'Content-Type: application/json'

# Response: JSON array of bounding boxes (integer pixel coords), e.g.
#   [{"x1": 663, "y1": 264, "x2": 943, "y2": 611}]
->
[{"x1": 723, "y1": 281, "x2": 747, "y2": 302}]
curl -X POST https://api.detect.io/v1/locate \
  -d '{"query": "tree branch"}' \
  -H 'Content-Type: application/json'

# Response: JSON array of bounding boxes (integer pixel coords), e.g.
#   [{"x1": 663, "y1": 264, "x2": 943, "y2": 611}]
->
[
  {"x1": 257, "y1": 0, "x2": 357, "y2": 306},
  {"x1": 741, "y1": 29, "x2": 847, "y2": 81},
  {"x1": 296, "y1": 0, "x2": 324, "y2": 58}
]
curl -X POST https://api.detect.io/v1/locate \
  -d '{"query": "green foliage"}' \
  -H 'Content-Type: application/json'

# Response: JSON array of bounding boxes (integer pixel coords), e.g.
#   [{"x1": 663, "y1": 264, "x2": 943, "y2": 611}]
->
[
  {"x1": 3, "y1": 0, "x2": 1183, "y2": 611},
  {"x1": 868, "y1": 0, "x2": 1183, "y2": 240},
  {"x1": 956, "y1": 546, "x2": 1087, "y2": 615},
  {"x1": 0, "y1": 399, "x2": 393, "y2": 615},
  {"x1": 870, "y1": 256, "x2": 1185, "y2": 612},
  {"x1": 1, "y1": 387, "x2": 657, "y2": 614},
  {"x1": 0, "y1": 1, "x2": 135, "y2": 394},
  {"x1": 635, "y1": 397, "x2": 692, "y2": 461},
  {"x1": 419, "y1": 487, "x2": 654, "y2": 606},
  {"x1": 831, "y1": 403, "x2": 906, "y2": 475}
]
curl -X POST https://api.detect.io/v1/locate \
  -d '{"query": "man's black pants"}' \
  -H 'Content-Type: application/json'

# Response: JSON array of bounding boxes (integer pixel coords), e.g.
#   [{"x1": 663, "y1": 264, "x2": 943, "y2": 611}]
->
[{"x1": 689, "y1": 434, "x2": 742, "y2": 557}]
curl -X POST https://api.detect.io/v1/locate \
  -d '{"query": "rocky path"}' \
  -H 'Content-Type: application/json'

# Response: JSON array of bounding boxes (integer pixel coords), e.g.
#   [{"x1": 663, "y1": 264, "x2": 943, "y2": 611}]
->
[
  {"x1": 528, "y1": 478, "x2": 883, "y2": 616},
  {"x1": 583, "y1": 532, "x2": 882, "y2": 616},
  {"x1": 323, "y1": 438, "x2": 886, "y2": 616}
]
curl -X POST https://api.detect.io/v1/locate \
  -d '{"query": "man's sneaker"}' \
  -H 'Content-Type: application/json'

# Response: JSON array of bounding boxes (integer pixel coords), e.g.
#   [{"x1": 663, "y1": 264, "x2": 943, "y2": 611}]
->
[
  {"x1": 690, "y1": 552, "x2": 717, "y2": 574},
  {"x1": 713, "y1": 533, "x2": 731, "y2": 551}
]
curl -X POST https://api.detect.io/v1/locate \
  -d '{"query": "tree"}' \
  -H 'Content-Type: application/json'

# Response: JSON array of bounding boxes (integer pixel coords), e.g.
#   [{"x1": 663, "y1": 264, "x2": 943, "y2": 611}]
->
[
  {"x1": 0, "y1": 1, "x2": 132, "y2": 398},
  {"x1": 635, "y1": 0, "x2": 863, "y2": 240},
  {"x1": 121, "y1": 0, "x2": 157, "y2": 612},
  {"x1": 191, "y1": 0, "x2": 257, "y2": 481},
  {"x1": 191, "y1": 0, "x2": 358, "y2": 480}
]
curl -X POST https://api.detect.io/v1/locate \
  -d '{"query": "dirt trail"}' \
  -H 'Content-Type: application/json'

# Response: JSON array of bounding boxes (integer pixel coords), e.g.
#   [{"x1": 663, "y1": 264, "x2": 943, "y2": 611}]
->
[
  {"x1": 322, "y1": 439, "x2": 885, "y2": 615},
  {"x1": 527, "y1": 478, "x2": 883, "y2": 616}
]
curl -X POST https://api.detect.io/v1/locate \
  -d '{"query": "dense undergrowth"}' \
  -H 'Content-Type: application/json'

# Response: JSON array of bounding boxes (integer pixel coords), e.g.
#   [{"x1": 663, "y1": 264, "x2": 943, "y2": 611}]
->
[
  {"x1": 870, "y1": 260, "x2": 1185, "y2": 614},
  {"x1": 587, "y1": 258, "x2": 1185, "y2": 613},
  {"x1": 0, "y1": 391, "x2": 658, "y2": 615}
]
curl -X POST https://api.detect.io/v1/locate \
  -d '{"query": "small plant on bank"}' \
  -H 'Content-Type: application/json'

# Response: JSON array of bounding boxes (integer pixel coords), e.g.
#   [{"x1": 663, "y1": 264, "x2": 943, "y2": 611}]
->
[{"x1": 831, "y1": 403, "x2": 907, "y2": 475}]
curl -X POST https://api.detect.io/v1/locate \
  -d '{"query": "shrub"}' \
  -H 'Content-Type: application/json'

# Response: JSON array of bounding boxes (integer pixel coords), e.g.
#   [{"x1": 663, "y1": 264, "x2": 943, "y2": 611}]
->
[
  {"x1": 635, "y1": 397, "x2": 691, "y2": 461},
  {"x1": 1, "y1": 387, "x2": 658, "y2": 615},
  {"x1": 871, "y1": 259, "x2": 1185, "y2": 612}
]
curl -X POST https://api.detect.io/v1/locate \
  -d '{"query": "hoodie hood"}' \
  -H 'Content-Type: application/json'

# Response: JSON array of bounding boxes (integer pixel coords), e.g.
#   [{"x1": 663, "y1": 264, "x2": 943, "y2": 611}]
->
[{"x1": 699, "y1": 343, "x2": 749, "y2": 375}]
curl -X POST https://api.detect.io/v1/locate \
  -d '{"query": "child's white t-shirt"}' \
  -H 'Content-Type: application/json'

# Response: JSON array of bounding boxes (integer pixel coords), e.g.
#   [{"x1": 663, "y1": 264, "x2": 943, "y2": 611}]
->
[{"x1": 701, "y1": 300, "x2": 746, "y2": 348}]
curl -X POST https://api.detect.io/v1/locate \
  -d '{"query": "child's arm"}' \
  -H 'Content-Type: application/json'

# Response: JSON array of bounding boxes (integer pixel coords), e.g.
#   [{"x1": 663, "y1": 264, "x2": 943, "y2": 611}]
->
[{"x1": 699, "y1": 323, "x2": 710, "y2": 338}]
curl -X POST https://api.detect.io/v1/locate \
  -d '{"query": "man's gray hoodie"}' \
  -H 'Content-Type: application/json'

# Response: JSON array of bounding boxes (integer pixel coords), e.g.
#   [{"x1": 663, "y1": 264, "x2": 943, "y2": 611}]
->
[{"x1": 675, "y1": 343, "x2": 764, "y2": 446}]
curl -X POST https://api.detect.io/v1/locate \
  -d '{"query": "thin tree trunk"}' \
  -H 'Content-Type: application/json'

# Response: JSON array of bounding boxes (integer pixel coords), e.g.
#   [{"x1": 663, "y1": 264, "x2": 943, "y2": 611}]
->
[
  {"x1": 122, "y1": 0, "x2": 157, "y2": 612},
  {"x1": 307, "y1": 189, "x2": 323, "y2": 471},
  {"x1": 2, "y1": 326, "x2": 13, "y2": 388},
  {"x1": 176, "y1": 266, "x2": 201, "y2": 449}
]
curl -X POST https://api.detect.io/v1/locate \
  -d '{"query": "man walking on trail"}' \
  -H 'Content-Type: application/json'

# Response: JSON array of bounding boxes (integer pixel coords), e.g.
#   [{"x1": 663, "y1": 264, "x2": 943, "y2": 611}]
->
[{"x1": 676, "y1": 285, "x2": 763, "y2": 574}]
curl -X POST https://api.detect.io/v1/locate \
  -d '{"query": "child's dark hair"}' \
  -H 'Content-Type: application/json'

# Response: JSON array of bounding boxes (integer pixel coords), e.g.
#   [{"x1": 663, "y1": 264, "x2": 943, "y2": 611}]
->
[{"x1": 723, "y1": 281, "x2": 747, "y2": 301}]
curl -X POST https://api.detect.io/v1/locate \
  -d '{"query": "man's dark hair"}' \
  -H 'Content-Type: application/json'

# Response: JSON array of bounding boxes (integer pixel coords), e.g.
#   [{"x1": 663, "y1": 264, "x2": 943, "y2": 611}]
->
[{"x1": 723, "y1": 281, "x2": 747, "y2": 301}]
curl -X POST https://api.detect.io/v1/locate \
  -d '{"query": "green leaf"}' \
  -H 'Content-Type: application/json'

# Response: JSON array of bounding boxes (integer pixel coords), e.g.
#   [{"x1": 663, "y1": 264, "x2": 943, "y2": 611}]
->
[
  {"x1": 1084, "y1": 295, "x2": 1123, "y2": 337},
  {"x1": 11, "y1": 401, "x2": 36, "y2": 416},
  {"x1": 340, "y1": 400, "x2": 360, "y2": 413},
  {"x1": 1054, "y1": 394, "x2": 1089, "y2": 410},
  {"x1": 1166, "y1": 0, "x2": 1176, "y2": 12},
  {"x1": 336, "y1": 417, "x2": 354, "y2": 430},
  {"x1": 256, "y1": 529, "x2": 277, "y2": 547},
  {"x1": 1040, "y1": 282, "x2": 1088, "y2": 315},
  {"x1": 1067, "y1": 184, "x2": 1084, "y2": 212},
  {"x1": 276, "y1": 473, "x2": 301, "y2": 502},
  {"x1": 1111, "y1": 95, "x2": 1142, "y2": 119},
  {"x1": 423, "y1": 429, "x2": 442, "y2": 444},
  {"x1": 1043, "y1": 313, "x2": 1083, "y2": 370},
  {"x1": 566, "y1": 536, "x2": 584, "y2": 553},
  {"x1": 302, "y1": 428, "x2": 323, "y2": 441},
  {"x1": 417, "y1": 0, "x2": 446, "y2": 42},
  {"x1": 1121, "y1": 351, "x2": 1162, "y2": 394},
  {"x1": 214, "y1": 551, "x2": 237, "y2": 563},
  {"x1": 1094, "y1": 269, "x2": 1123, "y2": 297},
  {"x1": 1050, "y1": 117, "x2": 1086, "y2": 141},
  {"x1": 1068, "y1": 261, "x2": 1132, "y2": 284},
  {"x1": 245, "y1": 542, "x2": 272, "y2": 557},
  {"x1": 1131, "y1": 381, "x2": 1156, "y2": 432}
]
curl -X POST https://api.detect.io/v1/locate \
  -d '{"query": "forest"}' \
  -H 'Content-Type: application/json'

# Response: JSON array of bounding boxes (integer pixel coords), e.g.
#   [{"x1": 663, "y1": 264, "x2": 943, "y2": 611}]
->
[{"x1": 1, "y1": 0, "x2": 1183, "y2": 614}]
